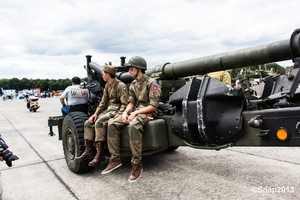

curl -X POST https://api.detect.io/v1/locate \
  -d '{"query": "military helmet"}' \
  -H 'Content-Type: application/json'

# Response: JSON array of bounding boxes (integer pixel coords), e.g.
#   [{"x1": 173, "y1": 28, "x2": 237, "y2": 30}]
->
[{"x1": 125, "y1": 56, "x2": 147, "y2": 70}]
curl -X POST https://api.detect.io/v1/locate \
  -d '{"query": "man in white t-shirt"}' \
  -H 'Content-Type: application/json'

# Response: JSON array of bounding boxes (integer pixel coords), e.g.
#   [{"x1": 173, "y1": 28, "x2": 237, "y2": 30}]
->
[{"x1": 59, "y1": 76, "x2": 89, "y2": 116}]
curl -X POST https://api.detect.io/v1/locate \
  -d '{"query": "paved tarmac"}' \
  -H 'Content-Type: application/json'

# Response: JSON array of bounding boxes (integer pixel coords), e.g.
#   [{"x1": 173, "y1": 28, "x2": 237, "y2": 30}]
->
[{"x1": 0, "y1": 97, "x2": 299, "y2": 200}]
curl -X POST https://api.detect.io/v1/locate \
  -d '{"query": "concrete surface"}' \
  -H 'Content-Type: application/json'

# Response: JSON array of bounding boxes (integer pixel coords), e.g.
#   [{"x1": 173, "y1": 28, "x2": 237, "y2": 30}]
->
[{"x1": 0, "y1": 97, "x2": 299, "y2": 200}]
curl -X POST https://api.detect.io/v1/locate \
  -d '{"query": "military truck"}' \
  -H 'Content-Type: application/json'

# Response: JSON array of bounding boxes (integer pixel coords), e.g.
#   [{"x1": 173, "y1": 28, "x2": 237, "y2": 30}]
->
[{"x1": 49, "y1": 28, "x2": 300, "y2": 174}]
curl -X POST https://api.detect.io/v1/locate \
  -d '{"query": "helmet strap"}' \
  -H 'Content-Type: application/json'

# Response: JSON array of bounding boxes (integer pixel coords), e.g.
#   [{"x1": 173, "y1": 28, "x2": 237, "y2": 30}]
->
[{"x1": 135, "y1": 68, "x2": 142, "y2": 80}]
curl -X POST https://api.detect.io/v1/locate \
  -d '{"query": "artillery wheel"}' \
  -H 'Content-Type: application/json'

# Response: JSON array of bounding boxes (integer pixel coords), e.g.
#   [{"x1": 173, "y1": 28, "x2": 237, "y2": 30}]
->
[{"x1": 62, "y1": 111, "x2": 93, "y2": 174}]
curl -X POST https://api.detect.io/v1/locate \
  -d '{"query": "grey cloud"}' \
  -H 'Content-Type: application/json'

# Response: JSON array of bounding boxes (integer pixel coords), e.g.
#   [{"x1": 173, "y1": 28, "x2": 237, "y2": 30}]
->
[{"x1": 0, "y1": 0, "x2": 298, "y2": 79}]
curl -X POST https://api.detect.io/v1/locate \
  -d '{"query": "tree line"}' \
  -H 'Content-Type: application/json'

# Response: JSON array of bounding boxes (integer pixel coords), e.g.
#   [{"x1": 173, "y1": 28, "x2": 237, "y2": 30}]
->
[
  {"x1": 0, "y1": 63, "x2": 287, "y2": 92},
  {"x1": 0, "y1": 78, "x2": 72, "y2": 92},
  {"x1": 230, "y1": 63, "x2": 287, "y2": 80}
]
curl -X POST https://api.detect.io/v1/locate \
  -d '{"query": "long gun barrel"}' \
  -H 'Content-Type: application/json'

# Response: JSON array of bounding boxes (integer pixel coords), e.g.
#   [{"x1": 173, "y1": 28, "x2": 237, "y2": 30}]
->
[{"x1": 147, "y1": 29, "x2": 300, "y2": 79}]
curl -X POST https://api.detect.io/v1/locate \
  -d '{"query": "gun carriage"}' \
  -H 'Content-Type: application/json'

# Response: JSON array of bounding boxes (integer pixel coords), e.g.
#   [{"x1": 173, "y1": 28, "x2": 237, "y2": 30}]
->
[{"x1": 48, "y1": 28, "x2": 300, "y2": 173}]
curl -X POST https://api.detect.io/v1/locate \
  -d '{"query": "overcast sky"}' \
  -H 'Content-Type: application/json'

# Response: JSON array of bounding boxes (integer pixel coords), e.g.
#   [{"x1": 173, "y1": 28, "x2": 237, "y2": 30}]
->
[{"x1": 0, "y1": 0, "x2": 299, "y2": 79}]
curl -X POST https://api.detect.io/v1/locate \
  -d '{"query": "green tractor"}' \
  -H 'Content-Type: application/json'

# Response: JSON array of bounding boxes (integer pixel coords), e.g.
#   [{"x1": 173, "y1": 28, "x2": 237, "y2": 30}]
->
[{"x1": 49, "y1": 28, "x2": 300, "y2": 174}]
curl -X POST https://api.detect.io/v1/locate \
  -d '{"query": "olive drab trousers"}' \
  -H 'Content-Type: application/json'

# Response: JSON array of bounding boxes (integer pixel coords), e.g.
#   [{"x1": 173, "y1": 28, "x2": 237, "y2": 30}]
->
[
  {"x1": 84, "y1": 111, "x2": 117, "y2": 142},
  {"x1": 107, "y1": 113, "x2": 149, "y2": 163}
]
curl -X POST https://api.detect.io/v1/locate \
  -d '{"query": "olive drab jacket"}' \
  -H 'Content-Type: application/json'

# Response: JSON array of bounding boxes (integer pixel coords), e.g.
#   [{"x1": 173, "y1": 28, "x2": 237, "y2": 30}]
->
[
  {"x1": 207, "y1": 71, "x2": 231, "y2": 86},
  {"x1": 128, "y1": 74, "x2": 161, "y2": 116},
  {"x1": 95, "y1": 79, "x2": 128, "y2": 116}
]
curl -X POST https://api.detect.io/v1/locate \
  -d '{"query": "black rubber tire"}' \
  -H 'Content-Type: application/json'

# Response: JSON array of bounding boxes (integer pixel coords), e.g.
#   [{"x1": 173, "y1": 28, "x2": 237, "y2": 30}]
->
[{"x1": 62, "y1": 111, "x2": 93, "y2": 174}]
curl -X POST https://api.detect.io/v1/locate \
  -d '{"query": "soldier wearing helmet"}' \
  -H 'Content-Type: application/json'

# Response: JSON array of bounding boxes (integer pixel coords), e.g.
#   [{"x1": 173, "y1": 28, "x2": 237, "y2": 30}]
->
[{"x1": 102, "y1": 56, "x2": 162, "y2": 183}]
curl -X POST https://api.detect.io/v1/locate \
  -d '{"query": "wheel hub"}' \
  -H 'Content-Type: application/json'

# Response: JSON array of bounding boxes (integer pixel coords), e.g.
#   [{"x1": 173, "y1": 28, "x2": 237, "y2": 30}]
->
[{"x1": 66, "y1": 130, "x2": 75, "y2": 159}]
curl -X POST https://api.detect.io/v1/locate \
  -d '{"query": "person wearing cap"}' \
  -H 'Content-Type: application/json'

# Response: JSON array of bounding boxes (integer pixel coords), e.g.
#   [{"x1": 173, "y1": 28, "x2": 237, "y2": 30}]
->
[
  {"x1": 59, "y1": 76, "x2": 89, "y2": 117},
  {"x1": 102, "y1": 56, "x2": 162, "y2": 183},
  {"x1": 75, "y1": 64, "x2": 128, "y2": 167}
]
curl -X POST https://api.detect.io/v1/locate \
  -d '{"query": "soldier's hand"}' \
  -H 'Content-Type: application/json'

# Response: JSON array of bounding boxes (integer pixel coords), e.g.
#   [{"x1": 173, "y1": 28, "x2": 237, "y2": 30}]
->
[
  {"x1": 88, "y1": 114, "x2": 97, "y2": 124},
  {"x1": 127, "y1": 112, "x2": 137, "y2": 123},
  {"x1": 122, "y1": 112, "x2": 129, "y2": 124}
]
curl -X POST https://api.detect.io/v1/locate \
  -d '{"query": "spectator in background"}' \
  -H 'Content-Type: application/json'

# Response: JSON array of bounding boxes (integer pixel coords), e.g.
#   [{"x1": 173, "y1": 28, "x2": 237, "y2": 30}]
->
[
  {"x1": 253, "y1": 81, "x2": 259, "y2": 90},
  {"x1": 235, "y1": 79, "x2": 242, "y2": 89},
  {"x1": 206, "y1": 71, "x2": 232, "y2": 86},
  {"x1": 59, "y1": 76, "x2": 89, "y2": 117}
]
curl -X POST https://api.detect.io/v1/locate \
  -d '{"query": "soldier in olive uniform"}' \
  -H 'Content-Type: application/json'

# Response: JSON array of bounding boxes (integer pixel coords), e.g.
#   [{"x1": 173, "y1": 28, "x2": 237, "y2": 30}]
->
[
  {"x1": 101, "y1": 56, "x2": 162, "y2": 183},
  {"x1": 207, "y1": 70, "x2": 232, "y2": 86},
  {"x1": 75, "y1": 64, "x2": 128, "y2": 167}
]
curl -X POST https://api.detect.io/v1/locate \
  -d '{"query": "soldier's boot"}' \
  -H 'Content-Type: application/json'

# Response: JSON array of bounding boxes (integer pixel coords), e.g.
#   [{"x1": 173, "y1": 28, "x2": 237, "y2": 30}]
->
[
  {"x1": 88, "y1": 142, "x2": 105, "y2": 166},
  {"x1": 75, "y1": 140, "x2": 95, "y2": 161}
]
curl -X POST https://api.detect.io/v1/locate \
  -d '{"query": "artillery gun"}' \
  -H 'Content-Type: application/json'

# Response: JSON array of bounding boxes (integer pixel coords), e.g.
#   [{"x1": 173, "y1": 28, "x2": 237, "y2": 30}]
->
[{"x1": 49, "y1": 28, "x2": 300, "y2": 174}]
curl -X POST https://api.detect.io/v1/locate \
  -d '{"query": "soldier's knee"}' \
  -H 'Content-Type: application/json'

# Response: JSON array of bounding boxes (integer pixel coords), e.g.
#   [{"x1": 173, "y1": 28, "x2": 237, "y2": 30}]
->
[
  {"x1": 129, "y1": 131, "x2": 141, "y2": 141},
  {"x1": 84, "y1": 120, "x2": 92, "y2": 128},
  {"x1": 128, "y1": 123, "x2": 143, "y2": 134},
  {"x1": 107, "y1": 123, "x2": 117, "y2": 138},
  {"x1": 95, "y1": 121, "x2": 104, "y2": 128}
]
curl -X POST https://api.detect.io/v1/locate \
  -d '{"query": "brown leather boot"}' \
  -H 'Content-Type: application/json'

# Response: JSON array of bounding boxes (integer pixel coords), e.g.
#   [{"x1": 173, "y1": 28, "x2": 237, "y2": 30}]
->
[
  {"x1": 88, "y1": 142, "x2": 105, "y2": 166},
  {"x1": 128, "y1": 162, "x2": 143, "y2": 183},
  {"x1": 75, "y1": 140, "x2": 95, "y2": 161}
]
